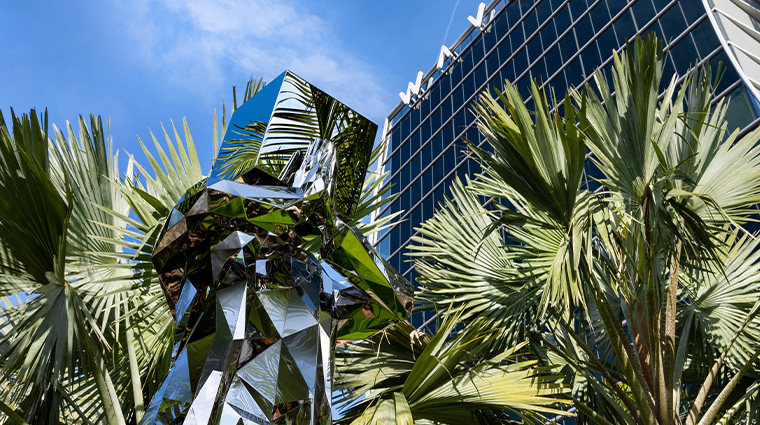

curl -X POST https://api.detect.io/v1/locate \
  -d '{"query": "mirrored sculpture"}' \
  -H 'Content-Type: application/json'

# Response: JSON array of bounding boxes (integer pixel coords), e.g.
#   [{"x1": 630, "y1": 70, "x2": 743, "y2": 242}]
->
[{"x1": 141, "y1": 70, "x2": 413, "y2": 425}]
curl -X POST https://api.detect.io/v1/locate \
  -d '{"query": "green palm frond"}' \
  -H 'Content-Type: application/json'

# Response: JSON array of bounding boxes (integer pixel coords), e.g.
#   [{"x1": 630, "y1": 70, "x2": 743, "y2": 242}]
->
[{"x1": 336, "y1": 314, "x2": 571, "y2": 425}]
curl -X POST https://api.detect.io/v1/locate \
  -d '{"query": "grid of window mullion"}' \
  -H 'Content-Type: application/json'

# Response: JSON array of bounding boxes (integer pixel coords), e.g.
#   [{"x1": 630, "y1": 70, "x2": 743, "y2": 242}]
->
[
  {"x1": 379, "y1": 0, "x2": 710, "y2": 231},
  {"x1": 381, "y1": 0, "x2": 542, "y2": 171},
  {"x1": 378, "y1": 0, "x2": 593, "y2": 220},
  {"x1": 378, "y1": 0, "x2": 639, "y2": 236},
  {"x1": 389, "y1": 41, "x2": 731, "y2": 268}
]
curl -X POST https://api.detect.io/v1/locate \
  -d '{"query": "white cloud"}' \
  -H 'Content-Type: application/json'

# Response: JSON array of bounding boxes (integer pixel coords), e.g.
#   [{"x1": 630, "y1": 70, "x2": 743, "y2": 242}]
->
[{"x1": 116, "y1": 0, "x2": 389, "y2": 121}]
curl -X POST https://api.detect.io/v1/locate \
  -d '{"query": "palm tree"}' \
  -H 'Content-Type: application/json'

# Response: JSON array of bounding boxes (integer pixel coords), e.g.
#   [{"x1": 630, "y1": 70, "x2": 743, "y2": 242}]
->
[{"x1": 407, "y1": 34, "x2": 760, "y2": 424}]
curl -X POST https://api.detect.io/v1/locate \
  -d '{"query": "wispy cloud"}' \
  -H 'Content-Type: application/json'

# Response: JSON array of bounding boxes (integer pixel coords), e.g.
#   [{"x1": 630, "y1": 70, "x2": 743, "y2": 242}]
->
[{"x1": 117, "y1": 0, "x2": 389, "y2": 121}]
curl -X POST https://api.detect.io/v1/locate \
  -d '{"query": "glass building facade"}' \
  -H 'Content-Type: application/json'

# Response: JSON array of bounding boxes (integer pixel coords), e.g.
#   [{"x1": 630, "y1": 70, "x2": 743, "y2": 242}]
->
[{"x1": 375, "y1": 0, "x2": 760, "y2": 327}]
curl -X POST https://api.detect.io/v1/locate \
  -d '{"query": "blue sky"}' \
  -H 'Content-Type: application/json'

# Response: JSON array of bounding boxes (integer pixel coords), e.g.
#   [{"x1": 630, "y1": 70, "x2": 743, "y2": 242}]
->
[{"x1": 1, "y1": 0, "x2": 479, "y2": 173}]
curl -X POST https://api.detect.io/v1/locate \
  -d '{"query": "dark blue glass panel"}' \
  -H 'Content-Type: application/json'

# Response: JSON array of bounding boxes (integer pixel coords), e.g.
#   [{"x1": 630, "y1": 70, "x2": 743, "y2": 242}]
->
[
  {"x1": 523, "y1": 10, "x2": 539, "y2": 38},
  {"x1": 430, "y1": 83, "x2": 441, "y2": 107},
  {"x1": 680, "y1": 0, "x2": 705, "y2": 22},
  {"x1": 554, "y1": 4, "x2": 573, "y2": 34},
  {"x1": 471, "y1": 35, "x2": 486, "y2": 61},
  {"x1": 410, "y1": 106, "x2": 420, "y2": 133},
  {"x1": 669, "y1": 36, "x2": 699, "y2": 75},
  {"x1": 690, "y1": 19, "x2": 721, "y2": 59},
  {"x1": 442, "y1": 122, "x2": 454, "y2": 148},
  {"x1": 590, "y1": 3, "x2": 612, "y2": 32},
  {"x1": 474, "y1": 62, "x2": 488, "y2": 90},
  {"x1": 568, "y1": 0, "x2": 589, "y2": 20},
  {"x1": 527, "y1": 35, "x2": 543, "y2": 63},
  {"x1": 545, "y1": 44, "x2": 563, "y2": 75},
  {"x1": 565, "y1": 55, "x2": 586, "y2": 86},
  {"x1": 533, "y1": 58, "x2": 550, "y2": 84},
  {"x1": 558, "y1": 32, "x2": 579, "y2": 62},
  {"x1": 486, "y1": 50, "x2": 501, "y2": 79},
  {"x1": 511, "y1": 22, "x2": 526, "y2": 46},
  {"x1": 660, "y1": 5, "x2": 687, "y2": 41},
  {"x1": 484, "y1": 26, "x2": 497, "y2": 54},
  {"x1": 400, "y1": 114, "x2": 410, "y2": 143},
  {"x1": 607, "y1": 0, "x2": 627, "y2": 15},
  {"x1": 390, "y1": 127, "x2": 400, "y2": 152},
  {"x1": 420, "y1": 120, "x2": 431, "y2": 143},
  {"x1": 711, "y1": 51, "x2": 739, "y2": 94},
  {"x1": 513, "y1": 47, "x2": 530, "y2": 77},
  {"x1": 462, "y1": 49, "x2": 475, "y2": 73},
  {"x1": 632, "y1": 0, "x2": 657, "y2": 29},
  {"x1": 597, "y1": 26, "x2": 618, "y2": 60},
  {"x1": 614, "y1": 10, "x2": 637, "y2": 44},
  {"x1": 575, "y1": 15, "x2": 594, "y2": 43},
  {"x1": 541, "y1": 21, "x2": 557, "y2": 50},
  {"x1": 494, "y1": 8, "x2": 510, "y2": 39},
  {"x1": 463, "y1": 73, "x2": 476, "y2": 102},
  {"x1": 652, "y1": 0, "x2": 670, "y2": 10},
  {"x1": 537, "y1": 0, "x2": 553, "y2": 23},
  {"x1": 582, "y1": 44, "x2": 603, "y2": 75}
]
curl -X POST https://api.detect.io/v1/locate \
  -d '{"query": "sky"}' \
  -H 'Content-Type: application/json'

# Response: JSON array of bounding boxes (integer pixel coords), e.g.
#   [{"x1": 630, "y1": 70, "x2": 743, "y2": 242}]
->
[{"x1": 1, "y1": 0, "x2": 480, "y2": 174}]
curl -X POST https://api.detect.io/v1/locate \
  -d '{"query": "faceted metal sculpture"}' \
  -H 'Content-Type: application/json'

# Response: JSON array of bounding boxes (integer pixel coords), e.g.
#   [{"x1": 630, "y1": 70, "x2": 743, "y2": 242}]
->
[{"x1": 141, "y1": 71, "x2": 413, "y2": 425}]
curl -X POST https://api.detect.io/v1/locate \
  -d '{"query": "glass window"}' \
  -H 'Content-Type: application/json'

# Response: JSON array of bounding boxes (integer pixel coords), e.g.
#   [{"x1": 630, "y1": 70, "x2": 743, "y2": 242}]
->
[
  {"x1": 484, "y1": 26, "x2": 498, "y2": 53},
  {"x1": 438, "y1": 72, "x2": 451, "y2": 98},
  {"x1": 513, "y1": 47, "x2": 530, "y2": 77},
  {"x1": 453, "y1": 111, "x2": 467, "y2": 134},
  {"x1": 669, "y1": 36, "x2": 699, "y2": 75},
  {"x1": 565, "y1": 55, "x2": 586, "y2": 86},
  {"x1": 410, "y1": 131, "x2": 421, "y2": 156},
  {"x1": 607, "y1": 0, "x2": 627, "y2": 16},
  {"x1": 582, "y1": 44, "x2": 603, "y2": 76},
  {"x1": 474, "y1": 62, "x2": 488, "y2": 90},
  {"x1": 659, "y1": 5, "x2": 687, "y2": 41},
  {"x1": 536, "y1": 58, "x2": 551, "y2": 84},
  {"x1": 712, "y1": 51, "x2": 740, "y2": 94},
  {"x1": 452, "y1": 83, "x2": 465, "y2": 110},
  {"x1": 501, "y1": 61, "x2": 517, "y2": 85},
  {"x1": 498, "y1": 31, "x2": 514, "y2": 62},
  {"x1": 390, "y1": 127, "x2": 400, "y2": 152},
  {"x1": 597, "y1": 26, "x2": 618, "y2": 60},
  {"x1": 541, "y1": 21, "x2": 558, "y2": 50},
  {"x1": 462, "y1": 73, "x2": 476, "y2": 101},
  {"x1": 724, "y1": 85, "x2": 758, "y2": 133},
  {"x1": 589, "y1": 3, "x2": 611, "y2": 32},
  {"x1": 652, "y1": 0, "x2": 671, "y2": 11},
  {"x1": 550, "y1": 0, "x2": 565, "y2": 11},
  {"x1": 486, "y1": 50, "x2": 501, "y2": 78},
  {"x1": 441, "y1": 96, "x2": 453, "y2": 121},
  {"x1": 410, "y1": 105, "x2": 420, "y2": 131},
  {"x1": 523, "y1": 10, "x2": 539, "y2": 37},
  {"x1": 419, "y1": 94, "x2": 430, "y2": 118},
  {"x1": 431, "y1": 107, "x2": 442, "y2": 131},
  {"x1": 449, "y1": 61, "x2": 462, "y2": 86},
  {"x1": 421, "y1": 120, "x2": 431, "y2": 143},
  {"x1": 632, "y1": 0, "x2": 657, "y2": 29},
  {"x1": 399, "y1": 114, "x2": 410, "y2": 142},
  {"x1": 391, "y1": 151, "x2": 400, "y2": 175},
  {"x1": 461, "y1": 49, "x2": 475, "y2": 73},
  {"x1": 679, "y1": 0, "x2": 705, "y2": 22},
  {"x1": 537, "y1": 0, "x2": 552, "y2": 23},
  {"x1": 660, "y1": 55, "x2": 677, "y2": 91},
  {"x1": 558, "y1": 32, "x2": 578, "y2": 62},
  {"x1": 511, "y1": 21, "x2": 526, "y2": 46},
  {"x1": 568, "y1": 0, "x2": 589, "y2": 20},
  {"x1": 471, "y1": 35, "x2": 486, "y2": 60},
  {"x1": 442, "y1": 122, "x2": 454, "y2": 148},
  {"x1": 527, "y1": 34, "x2": 543, "y2": 62},
  {"x1": 690, "y1": 19, "x2": 721, "y2": 59},
  {"x1": 545, "y1": 44, "x2": 563, "y2": 74},
  {"x1": 554, "y1": 4, "x2": 573, "y2": 34},
  {"x1": 494, "y1": 9, "x2": 510, "y2": 40},
  {"x1": 574, "y1": 15, "x2": 594, "y2": 46},
  {"x1": 614, "y1": 10, "x2": 637, "y2": 44}
]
